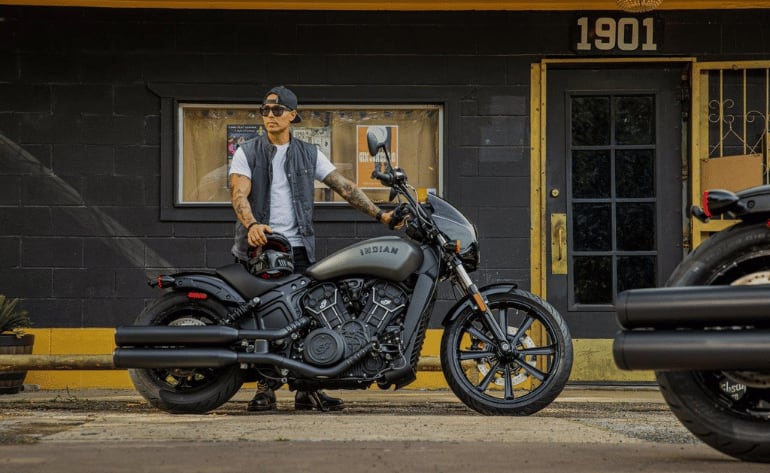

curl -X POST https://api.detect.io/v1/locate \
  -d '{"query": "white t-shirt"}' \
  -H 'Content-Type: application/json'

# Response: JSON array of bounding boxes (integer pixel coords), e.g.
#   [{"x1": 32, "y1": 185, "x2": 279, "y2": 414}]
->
[{"x1": 229, "y1": 143, "x2": 336, "y2": 247}]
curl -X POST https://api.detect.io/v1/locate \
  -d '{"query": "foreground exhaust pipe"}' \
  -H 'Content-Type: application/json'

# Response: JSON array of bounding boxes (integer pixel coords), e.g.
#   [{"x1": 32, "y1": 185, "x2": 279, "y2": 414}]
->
[
  {"x1": 613, "y1": 329, "x2": 770, "y2": 371},
  {"x1": 113, "y1": 342, "x2": 374, "y2": 378},
  {"x1": 616, "y1": 285, "x2": 770, "y2": 329},
  {"x1": 114, "y1": 317, "x2": 311, "y2": 346}
]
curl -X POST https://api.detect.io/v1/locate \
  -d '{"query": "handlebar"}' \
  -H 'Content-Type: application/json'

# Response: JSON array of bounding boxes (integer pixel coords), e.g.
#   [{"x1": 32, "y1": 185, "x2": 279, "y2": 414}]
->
[{"x1": 371, "y1": 169, "x2": 394, "y2": 186}]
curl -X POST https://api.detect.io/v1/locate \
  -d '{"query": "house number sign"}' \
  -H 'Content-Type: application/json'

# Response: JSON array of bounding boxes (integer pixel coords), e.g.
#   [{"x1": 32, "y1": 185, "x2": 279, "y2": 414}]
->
[{"x1": 573, "y1": 15, "x2": 663, "y2": 54}]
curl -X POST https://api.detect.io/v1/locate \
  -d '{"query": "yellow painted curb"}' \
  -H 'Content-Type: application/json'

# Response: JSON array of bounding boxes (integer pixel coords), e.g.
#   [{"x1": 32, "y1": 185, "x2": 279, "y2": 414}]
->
[{"x1": 18, "y1": 328, "x2": 652, "y2": 389}]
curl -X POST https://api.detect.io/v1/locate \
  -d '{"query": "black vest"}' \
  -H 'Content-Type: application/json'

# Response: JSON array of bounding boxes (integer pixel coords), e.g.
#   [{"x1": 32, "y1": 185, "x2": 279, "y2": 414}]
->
[{"x1": 231, "y1": 133, "x2": 319, "y2": 261}]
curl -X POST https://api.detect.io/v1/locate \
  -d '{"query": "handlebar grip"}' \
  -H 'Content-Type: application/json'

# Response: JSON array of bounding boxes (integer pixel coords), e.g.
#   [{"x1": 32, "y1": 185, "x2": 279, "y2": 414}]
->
[
  {"x1": 388, "y1": 203, "x2": 410, "y2": 230},
  {"x1": 371, "y1": 170, "x2": 393, "y2": 186}
]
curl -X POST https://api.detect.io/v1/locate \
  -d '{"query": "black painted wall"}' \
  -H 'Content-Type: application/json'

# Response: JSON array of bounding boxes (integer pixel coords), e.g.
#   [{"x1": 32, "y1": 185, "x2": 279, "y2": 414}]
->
[{"x1": 1, "y1": 6, "x2": 770, "y2": 328}]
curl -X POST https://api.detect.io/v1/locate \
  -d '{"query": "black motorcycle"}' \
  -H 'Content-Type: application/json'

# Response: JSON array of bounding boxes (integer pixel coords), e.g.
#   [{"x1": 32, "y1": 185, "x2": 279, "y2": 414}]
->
[
  {"x1": 613, "y1": 185, "x2": 770, "y2": 463},
  {"x1": 114, "y1": 126, "x2": 573, "y2": 416}
]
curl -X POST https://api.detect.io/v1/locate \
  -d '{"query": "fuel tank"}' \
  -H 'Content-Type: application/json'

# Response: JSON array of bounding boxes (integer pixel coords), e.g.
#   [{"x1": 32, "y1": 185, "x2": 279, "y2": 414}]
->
[{"x1": 306, "y1": 236, "x2": 424, "y2": 282}]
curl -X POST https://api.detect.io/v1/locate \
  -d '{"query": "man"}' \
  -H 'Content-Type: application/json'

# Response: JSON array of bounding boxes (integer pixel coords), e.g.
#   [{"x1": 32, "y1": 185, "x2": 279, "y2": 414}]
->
[{"x1": 229, "y1": 85, "x2": 393, "y2": 412}]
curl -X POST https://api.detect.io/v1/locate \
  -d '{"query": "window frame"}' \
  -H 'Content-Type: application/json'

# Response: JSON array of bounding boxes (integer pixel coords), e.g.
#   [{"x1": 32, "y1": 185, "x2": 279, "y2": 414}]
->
[{"x1": 151, "y1": 83, "x2": 447, "y2": 222}]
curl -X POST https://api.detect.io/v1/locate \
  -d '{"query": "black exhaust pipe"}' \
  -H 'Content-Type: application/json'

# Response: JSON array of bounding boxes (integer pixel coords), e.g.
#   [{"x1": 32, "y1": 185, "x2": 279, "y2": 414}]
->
[
  {"x1": 114, "y1": 348, "x2": 239, "y2": 368},
  {"x1": 114, "y1": 317, "x2": 311, "y2": 346},
  {"x1": 616, "y1": 285, "x2": 770, "y2": 329},
  {"x1": 613, "y1": 329, "x2": 770, "y2": 371},
  {"x1": 113, "y1": 342, "x2": 375, "y2": 378}
]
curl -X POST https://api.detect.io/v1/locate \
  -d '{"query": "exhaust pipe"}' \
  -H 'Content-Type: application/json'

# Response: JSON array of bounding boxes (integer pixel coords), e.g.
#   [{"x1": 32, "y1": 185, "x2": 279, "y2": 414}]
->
[
  {"x1": 114, "y1": 317, "x2": 311, "y2": 346},
  {"x1": 616, "y1": 285, "x2": 770, "y2": 329},
  {"x1": 113, "y1": 342, "x2": 374, "y2": 378},
  {"x1": 613, "y1": 329, "x2": 770, "y2": 371}
]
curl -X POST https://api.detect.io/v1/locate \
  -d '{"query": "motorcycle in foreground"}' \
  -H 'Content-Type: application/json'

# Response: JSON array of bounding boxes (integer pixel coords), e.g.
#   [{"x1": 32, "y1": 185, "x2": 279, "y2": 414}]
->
[
  {"x1": 613, "y1": 185, "x2": 770, "y2": 462},
  {"x1": 114, "y1": 126, "x2": 573, "y2": 416}
]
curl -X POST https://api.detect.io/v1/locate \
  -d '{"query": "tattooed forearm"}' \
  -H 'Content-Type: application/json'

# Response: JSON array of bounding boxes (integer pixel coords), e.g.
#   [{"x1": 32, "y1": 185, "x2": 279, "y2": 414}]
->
[
  {"x1": 324, "y1": 171, "x2": 380, "y2": 218},
  {"x1": 230, "y1": 174, "x2": 257, "y2": 226}
]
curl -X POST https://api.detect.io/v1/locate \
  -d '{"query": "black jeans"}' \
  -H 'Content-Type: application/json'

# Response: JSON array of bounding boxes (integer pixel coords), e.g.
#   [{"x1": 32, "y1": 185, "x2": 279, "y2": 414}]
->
[{"x1": 290, "y1": 246, "x2": 311, "y2": 274}]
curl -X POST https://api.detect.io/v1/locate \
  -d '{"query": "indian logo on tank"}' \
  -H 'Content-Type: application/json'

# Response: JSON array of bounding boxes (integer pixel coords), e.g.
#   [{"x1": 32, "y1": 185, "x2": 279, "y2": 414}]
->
[{"x1": 359, "y1": 245, "x2": 400, "y2": 256}]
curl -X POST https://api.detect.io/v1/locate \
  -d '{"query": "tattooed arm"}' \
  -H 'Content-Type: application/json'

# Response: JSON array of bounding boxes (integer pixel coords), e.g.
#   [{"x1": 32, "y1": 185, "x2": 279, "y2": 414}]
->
[
  {"x1": 230, "y1": 173, "x2": 271, "y2": 247},
  {"x1": 323, "y1": 170, "x2": 392, "y2": 225}
]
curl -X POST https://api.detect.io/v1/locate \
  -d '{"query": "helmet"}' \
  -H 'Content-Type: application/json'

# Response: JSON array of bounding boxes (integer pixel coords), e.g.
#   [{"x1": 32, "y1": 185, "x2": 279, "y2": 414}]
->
[{"x1": 247, "y1": 233, "x2": 294, "y2": 279}]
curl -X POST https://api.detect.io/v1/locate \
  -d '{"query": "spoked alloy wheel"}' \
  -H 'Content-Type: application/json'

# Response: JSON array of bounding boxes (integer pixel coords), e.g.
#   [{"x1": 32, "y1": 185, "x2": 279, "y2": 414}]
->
[
  {"x1": 658, "y1": 221, "x2": 770, "y2": 462},
  {"x1": 441, "y1": 289, "x2": 572, "y2": 416},
  {"x1": 128, "y1": 292, "x2": 244, "y2": 414}
]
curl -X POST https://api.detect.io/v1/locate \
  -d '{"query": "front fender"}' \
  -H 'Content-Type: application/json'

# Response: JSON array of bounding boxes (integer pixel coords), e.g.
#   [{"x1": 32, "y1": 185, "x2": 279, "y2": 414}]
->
[
  {"x1": 441, "y1": 283, "x2": 518, "y2": 327},
  {"x1": 152, "y1": 272, "x2": 246, "y2": 305}
]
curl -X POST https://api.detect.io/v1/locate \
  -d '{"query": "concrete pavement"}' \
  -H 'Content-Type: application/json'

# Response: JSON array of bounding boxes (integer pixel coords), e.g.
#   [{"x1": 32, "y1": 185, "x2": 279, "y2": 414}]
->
[{"x1": 4, "y1": 385, "x2": 769, "y2": 473}]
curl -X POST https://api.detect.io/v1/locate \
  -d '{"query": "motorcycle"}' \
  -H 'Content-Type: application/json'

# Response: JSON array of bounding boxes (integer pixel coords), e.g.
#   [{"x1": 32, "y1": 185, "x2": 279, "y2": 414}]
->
[
  {"x1": 113, "y1": 126, "x2": 573, "y2": 416},
  {"x1": 613, "y1": 185, "x2": 770, "y2": 463}
]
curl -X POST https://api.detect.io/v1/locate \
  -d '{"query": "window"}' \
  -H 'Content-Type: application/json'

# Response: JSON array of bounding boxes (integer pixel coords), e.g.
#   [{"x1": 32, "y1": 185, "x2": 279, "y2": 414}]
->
[{"x1": 177, "y1": 104, "x2": 442, "y2": 206}]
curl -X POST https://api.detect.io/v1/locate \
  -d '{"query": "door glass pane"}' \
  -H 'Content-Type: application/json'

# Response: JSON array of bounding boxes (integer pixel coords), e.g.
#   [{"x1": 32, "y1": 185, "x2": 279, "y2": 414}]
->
[
  {"x1": 616, "y1": 150, "x2": 654, "y2": 198},
  {"x1": 568, "y1": 92, "x2": 659, "y2": 309},
  {"x1": 615, "y1": 96, "x2": 654, "y2": 145},
  {"x1": 572, "y1": 97, "x2": 610, "y2": 146},
  {"x1": 573, "y1": 203, "x2": 611, "y2": 251},
  {"x1": 572, "y1": 150, "x2": 611, "y2": 198},
  {"x1": 616, "y1": 202, "x2": 655, "y2": 251},
  {"x1": 574, "y1": 256, "x2": 612, "y2": 304},
  {"x1": 618, "y1": 256, "x2": 656, "y2": 293}
]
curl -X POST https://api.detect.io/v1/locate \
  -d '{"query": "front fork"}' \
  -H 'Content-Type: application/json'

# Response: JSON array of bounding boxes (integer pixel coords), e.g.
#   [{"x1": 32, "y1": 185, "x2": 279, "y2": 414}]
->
[{"x1": 447, "y1": 253, "x2": 514, "y2": 355}]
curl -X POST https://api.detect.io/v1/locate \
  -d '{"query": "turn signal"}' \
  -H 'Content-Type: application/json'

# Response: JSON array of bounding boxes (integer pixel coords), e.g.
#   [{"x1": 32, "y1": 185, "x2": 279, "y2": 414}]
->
[
  {"x1": 472, "y1": 293, "x2": 488, "y2": 312},
  {"x1": 702, "y1": 189, "x2": 740, "y2": 218},
  {"x1": 155, "y1": 275, "x2": 176, "y2": 288}
]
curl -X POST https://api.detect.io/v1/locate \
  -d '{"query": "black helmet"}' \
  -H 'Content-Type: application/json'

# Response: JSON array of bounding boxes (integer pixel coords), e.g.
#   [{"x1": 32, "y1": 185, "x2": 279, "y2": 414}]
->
[{"x1": 247, "y1": 233, "x2": 294, "y2": 279}]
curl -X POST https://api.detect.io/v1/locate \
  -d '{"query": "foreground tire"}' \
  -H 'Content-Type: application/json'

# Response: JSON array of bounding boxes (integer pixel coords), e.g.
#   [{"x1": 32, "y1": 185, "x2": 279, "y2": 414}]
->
[
  {"x1": 658, "y1": 221, "x2": 770, "y2": 462},
  {"x1": 440, "y1": 289, "x2": 573, "y2": 415},
  {"x1": 128, "y1": 292, "x2": 244, "y2": 414}
]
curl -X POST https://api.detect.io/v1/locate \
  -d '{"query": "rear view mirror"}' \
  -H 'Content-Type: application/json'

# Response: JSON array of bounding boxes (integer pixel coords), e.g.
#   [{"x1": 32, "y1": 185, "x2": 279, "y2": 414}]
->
[{"x1": 366, "y1": 126, "x2": 390, "y2": 156}]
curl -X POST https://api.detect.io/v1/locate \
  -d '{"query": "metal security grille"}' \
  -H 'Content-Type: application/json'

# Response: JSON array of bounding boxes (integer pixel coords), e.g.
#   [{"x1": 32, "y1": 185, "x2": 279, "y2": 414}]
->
[{"x1": 691, "y1": 61, "x2": 770, "y2": 247}]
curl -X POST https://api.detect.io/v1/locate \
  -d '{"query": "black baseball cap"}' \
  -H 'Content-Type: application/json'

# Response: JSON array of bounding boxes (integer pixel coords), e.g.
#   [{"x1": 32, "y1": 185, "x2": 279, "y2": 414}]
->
[{"x1": 263, "y1": 86, "x2": 301, "y2": 123}]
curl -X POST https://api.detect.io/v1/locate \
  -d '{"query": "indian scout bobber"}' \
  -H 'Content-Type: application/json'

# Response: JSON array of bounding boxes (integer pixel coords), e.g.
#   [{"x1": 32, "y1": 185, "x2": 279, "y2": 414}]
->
[
  {"x1": 614, "y1": 185, "x2": 770, "y2": 463},
  {"x1": 113, "y1": 126, "x2": 573, "y2": 416}
]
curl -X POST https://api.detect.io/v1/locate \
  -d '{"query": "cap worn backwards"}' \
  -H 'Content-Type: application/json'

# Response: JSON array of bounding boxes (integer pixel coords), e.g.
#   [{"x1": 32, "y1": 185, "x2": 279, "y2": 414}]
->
[{"x1": 264, "y1": 85, "x2": 301, "y2": 123}]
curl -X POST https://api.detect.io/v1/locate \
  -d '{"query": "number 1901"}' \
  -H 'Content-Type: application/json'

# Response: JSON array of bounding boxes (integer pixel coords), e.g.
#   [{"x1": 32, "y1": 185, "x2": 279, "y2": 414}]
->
[{"x1": 575, "y1": 16, "x2": 658, "y2": 52}]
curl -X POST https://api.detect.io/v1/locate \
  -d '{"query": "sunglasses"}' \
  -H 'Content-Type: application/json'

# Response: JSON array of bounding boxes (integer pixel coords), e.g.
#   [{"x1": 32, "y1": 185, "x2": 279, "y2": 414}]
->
[{"x1": 259, "y1": 105, "x2": 291, "y2": 117}]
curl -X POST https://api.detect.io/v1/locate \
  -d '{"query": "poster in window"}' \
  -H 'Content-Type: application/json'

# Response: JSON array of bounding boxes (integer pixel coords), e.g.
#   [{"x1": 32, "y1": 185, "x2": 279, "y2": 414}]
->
[
  {"x1": 293, "y1": 127, "x2": 332, "y2": 158},
  {"x1": 226, "y1": 124, "x2": 263, "y2": 182},
  {"x1": 357, "y1": 125, "x2": 399, "y2": 189}
]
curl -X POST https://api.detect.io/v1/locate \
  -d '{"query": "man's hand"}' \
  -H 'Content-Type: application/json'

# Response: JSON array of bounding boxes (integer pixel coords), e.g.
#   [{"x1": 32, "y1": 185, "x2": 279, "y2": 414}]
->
[
  {"x1": 247, "y1": 223, "x2": 273, "y2": 247},
  {"x1": 381, "y1": 209, "x2": 409, "y2": 230}
]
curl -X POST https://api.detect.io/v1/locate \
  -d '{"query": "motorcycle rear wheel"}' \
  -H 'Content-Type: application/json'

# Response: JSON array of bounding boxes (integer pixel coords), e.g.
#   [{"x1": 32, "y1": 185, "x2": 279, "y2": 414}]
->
[
  {"x1": 659, "y1": 221, "x2": 770, "y2": 463},
  {"x1": 440, "y1": 289, "x2": 573, "y2": 416},
  {"x1": 128, "y1": 292, "x2": 244, "y2": 414}
]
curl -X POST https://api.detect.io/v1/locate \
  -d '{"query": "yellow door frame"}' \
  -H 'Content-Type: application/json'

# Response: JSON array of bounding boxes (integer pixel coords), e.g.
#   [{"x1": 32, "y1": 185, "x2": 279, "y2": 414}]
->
[
  {"x1": 529, "y1": 57, "x2": 697, "y2": 299},
  {"x1": 530, "y1": 57, "x2": 696, "y2": 382}
]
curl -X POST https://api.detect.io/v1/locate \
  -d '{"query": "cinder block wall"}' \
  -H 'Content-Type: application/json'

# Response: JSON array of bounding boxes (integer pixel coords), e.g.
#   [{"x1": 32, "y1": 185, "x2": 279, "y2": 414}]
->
[{"x1": 3, "y1": 6, "x2": 770, "y2": 331}]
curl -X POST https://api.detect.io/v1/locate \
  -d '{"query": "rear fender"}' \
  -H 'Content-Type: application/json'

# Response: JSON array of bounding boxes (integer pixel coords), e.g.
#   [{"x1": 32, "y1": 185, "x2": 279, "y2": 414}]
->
[
  {"x1": 441, "y1": 283, "x2": 518, "y2": 327},
  {"x1": 150, "y1": 272, "x2": 246, "y2": 305}
]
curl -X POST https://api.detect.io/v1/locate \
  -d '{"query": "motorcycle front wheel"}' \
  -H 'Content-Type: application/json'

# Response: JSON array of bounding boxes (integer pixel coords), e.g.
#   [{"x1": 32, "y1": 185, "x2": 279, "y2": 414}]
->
[
  {"x1": 659, "y1": 221, "x2": 770, "y2": 463},
  {"x1": 128, "y1": 292, "x2": 244, "y2": 414},
  {"x1": 440, "y1": 289, "x2": 573, "y2": 416}
]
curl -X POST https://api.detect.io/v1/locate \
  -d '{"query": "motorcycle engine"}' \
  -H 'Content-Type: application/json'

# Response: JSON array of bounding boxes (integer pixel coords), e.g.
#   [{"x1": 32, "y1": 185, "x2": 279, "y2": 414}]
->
[{"x1": 300, "y1": 279, "x2": 408, "y2": 376}]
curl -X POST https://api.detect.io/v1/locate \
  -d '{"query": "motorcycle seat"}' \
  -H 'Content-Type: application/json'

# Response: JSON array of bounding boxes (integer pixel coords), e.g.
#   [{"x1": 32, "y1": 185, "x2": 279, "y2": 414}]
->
[{"x1": 216, "y1": 263, "x2": 302, "y2": 299}]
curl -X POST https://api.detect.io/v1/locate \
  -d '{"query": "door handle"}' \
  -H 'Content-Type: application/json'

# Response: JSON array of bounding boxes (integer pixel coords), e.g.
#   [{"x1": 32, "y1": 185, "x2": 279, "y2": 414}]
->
[{"x1": 551, "y1": 213, "x2": 567, "y2": 275}]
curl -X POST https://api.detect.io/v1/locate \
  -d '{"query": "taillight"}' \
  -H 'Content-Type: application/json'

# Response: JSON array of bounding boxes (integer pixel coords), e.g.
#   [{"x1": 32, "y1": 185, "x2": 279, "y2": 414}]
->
[
  {"x1": 702, "y1": 190, "x2": 712, "y2": 218},
  {"x1": 187, "y1": 292, "x2": 208, "y2": 300}
]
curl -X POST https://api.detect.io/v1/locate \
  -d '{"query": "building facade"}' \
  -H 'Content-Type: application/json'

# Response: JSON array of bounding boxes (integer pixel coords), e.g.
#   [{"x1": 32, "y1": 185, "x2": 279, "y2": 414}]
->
[{"x1": 2, "y1": 2, "x2": 770, "y2": 386}]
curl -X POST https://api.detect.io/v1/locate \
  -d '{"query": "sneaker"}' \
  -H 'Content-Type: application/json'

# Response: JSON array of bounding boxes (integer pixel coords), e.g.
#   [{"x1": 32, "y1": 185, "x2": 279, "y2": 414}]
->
[
  {"x1": 247, "y1": 379, "x2": 276, "y2": 412},
  {"x1": 294, "y1": 390, "x2": 345, "y2": 412}
]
